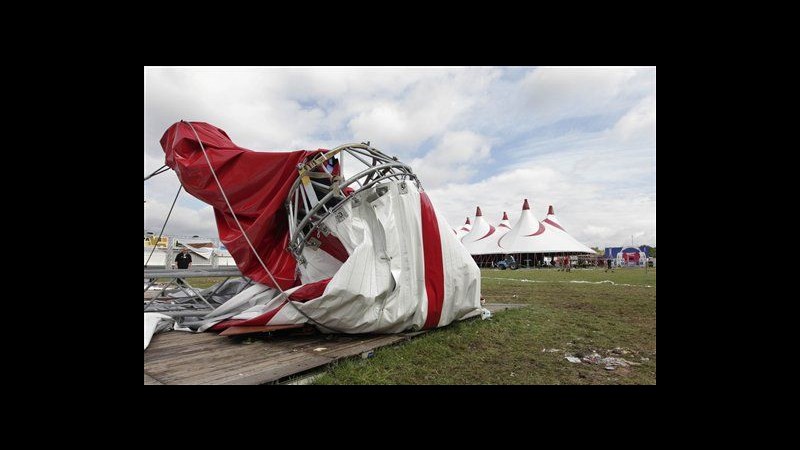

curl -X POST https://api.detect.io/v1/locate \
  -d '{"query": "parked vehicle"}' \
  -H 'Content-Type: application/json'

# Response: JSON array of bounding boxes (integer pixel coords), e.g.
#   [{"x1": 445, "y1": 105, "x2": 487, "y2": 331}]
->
[{"x1": 497, "y1": 255, "x2": 518, "y2": 270}]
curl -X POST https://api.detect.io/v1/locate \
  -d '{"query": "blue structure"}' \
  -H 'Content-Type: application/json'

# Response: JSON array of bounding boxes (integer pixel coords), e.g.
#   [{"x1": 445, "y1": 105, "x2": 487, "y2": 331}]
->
[{"x1": 603, "y1": 245, "x2": 652, "y2": 259}]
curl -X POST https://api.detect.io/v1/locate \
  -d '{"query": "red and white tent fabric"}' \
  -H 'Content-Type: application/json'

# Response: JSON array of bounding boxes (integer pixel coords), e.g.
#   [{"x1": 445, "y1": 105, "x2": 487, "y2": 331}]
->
[
  {"x1": 460, "y1": 207, "x2": 502, "y2": 255},
  {"x1": 455, "y1": 217, "x2": 472, "y2": 240},
  {"x1": 540, "y1": 205, "x2": 595, "y2": 254},
  {"x1": 498, "y1": 212, "x2": 512, "y2": 230},
  {"x1": 158, "y1": 121, "x2": 482, "y2": 335},
  {"x1": 496, "y1": 199, "x2": 553, "y2": 253}
]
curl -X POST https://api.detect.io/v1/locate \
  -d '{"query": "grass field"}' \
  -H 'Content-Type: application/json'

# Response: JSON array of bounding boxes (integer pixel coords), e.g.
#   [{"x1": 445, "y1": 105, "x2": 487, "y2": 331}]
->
[{"x1": 313, "y1": 267, "x2": 656, "y2": 385}]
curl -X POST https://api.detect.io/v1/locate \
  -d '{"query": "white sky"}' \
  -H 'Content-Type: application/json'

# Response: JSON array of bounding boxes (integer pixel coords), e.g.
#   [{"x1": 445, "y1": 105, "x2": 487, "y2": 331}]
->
[{"x1": 145, "y1": 66, "x2": 655, "y2": 248}]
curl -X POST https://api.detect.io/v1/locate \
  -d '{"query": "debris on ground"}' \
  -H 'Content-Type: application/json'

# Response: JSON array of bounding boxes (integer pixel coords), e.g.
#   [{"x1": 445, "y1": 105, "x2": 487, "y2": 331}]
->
[
  {"x1": 608, "y1": 347, "x2": 631, "y2": 355},
  {"x1": 580, "y1": 351, "x2": 640, "y2": 367},
  {"x1": 604, "y1": 366, "x2": 615, "y2": 371},
  {"x1": 313, "y1": 347, "x2": 327, "y2": 352},
  {"x1": 542, "y1": 348, "x2": 562, "y2": 353},
  {"x1": 565, "y1": 356, "x2": 582, "y2": 363}
]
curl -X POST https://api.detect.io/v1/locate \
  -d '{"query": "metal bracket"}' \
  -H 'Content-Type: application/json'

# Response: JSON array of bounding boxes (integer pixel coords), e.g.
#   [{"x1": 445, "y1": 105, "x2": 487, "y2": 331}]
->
[
  {"x1": 334, "y1": 209, "x2": 348, "y2": 223},
  {"x1": 399, "y1": 181, "x2": 408, "y2": 195},
  {"x1": 318, "y1": 222, "x2": 331, "y2": 236},
  {"x1": 297, "y1": 255, "x2": 307, "y2": 266},
  {"x1": 306, "y1": 236, "x2": 321, "y2": 250}
]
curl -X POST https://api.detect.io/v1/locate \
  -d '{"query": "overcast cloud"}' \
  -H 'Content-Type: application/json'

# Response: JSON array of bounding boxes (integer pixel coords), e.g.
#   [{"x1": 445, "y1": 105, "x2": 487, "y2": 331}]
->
[{"x1": 145, "y1": 66, "x2": 655, "y2": 248}]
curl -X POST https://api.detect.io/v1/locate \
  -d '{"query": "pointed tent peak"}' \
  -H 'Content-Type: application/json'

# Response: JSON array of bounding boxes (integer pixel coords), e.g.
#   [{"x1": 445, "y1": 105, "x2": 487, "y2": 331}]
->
[
  {"x1": 522, "y1": 199, "x2": 530, "y2": 210},
  {"x1": 465, "y1": 217, "x2": 471, "y2": 225},
  {"x1": 502, "y1": 211, "x2": 509, "y2": 220},
  {"x1": 548, "y1": 205, "x2": 554, "y2": 215},
  {"x1": 475, "y1": 206, "x2": 482, "y2": 217}
]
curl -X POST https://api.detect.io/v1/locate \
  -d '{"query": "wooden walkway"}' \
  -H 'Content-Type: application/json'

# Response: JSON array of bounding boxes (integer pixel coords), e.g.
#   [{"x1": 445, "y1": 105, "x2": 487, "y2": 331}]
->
[{"x1": 144, "y1": 303, "x2": 524, "y2": 385}]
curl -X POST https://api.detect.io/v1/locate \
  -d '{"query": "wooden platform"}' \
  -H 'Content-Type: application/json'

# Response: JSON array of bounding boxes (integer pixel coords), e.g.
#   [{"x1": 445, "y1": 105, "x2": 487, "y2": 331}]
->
[
  {"x1": 144, "y1": 330, "x2": 416, "y2": 385},
  {"x1": 144, "y1": 303, "x2": 523, "y2": 385}
]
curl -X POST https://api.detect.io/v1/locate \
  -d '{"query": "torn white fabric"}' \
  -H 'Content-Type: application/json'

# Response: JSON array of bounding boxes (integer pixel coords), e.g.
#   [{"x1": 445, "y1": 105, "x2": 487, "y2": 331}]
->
[{"x1": 144, "y1": 313, "x2": 174, "y2": 350}]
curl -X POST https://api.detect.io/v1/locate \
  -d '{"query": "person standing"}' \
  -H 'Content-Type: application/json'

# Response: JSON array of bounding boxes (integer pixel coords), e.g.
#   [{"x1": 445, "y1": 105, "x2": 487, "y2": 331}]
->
[
  {"x1": 605, "y1": 258, "x2": 614, "y2": 273},
  {"x1": 173, "y1": 248, "x2": 192, "y2": 285}
]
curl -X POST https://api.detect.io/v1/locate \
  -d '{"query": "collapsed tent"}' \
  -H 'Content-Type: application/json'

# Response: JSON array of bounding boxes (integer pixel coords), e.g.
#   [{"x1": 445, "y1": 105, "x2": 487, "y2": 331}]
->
[{"x1": 158, "y1": 121, "x2": 482, "y2": 334}]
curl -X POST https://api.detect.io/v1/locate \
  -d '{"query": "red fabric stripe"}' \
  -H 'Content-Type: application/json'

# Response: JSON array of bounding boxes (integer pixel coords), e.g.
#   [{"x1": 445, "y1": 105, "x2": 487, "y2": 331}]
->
[
  {"x1": 289, "y1": 278, "x2": 332, "y2": 302},
  {"x1": 543, "y1": 218, "x2": 565, "y2": 231},
  {"x1": 209, "y1": 278, "x2": 332, "y2": 331},
  {"x1": 420, "y1": 192, "x2": 445, "y2": 330},
  {"x1": 209, "y1": 300, "x2": 288, "y2": 330},
  {"x1": 316, "y1": 233, "x2": 349, "y2": 263},
  {"x1": 477, "y1": 225, "x2": 496, "y2": 240},
  {"x1": 525, "y1": 222, "x2": 546, "y2": 236}
]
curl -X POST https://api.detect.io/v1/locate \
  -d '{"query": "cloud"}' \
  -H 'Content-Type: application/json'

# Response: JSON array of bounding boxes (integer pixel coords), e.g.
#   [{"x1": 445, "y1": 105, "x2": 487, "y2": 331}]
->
[
  {"x1": 145, "y1": 66, "x2": 656, "y2": 248},
  {"x1": 611, "y1": 94, "x2": 656, "y2": 144},
  {"x1": 410, "y1": 130, "x2": 493, "y2": 188},
  {"x1": 519, "y1": 67, "x2": 645, "y2": 122},
  {"x1": 425, "y1": 163, "x2": 655, "y2": 248}
]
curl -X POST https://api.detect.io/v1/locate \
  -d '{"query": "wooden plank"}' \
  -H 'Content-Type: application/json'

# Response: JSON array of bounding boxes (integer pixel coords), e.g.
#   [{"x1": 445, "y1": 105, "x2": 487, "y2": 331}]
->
[
  {"x1": 220, "y1": 354, "x2": 333, "y2": 385},
  {"x1": 144, "y1": 372, "x2": 163, "y2": 385},
  {"x1": 144, "y1": 327, "x2": 430, "y2": 385},
  {"x1": 218, "y1": 324, "x2": 305, "y2": 336},
  {"x1": 299, "y1": 335, "x2": 407, "y2": 359}
]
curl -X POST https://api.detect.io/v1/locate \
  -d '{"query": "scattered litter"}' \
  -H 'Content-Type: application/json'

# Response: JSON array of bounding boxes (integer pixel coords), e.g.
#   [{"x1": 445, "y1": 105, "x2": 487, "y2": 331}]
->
[
  {"x1": 581, "y1": 352, "x2": 636, "y2": 367},
  {"x1": 361, "y1": 350, "x2": 374, "y2": 359},
  {"x1": 582, "y1": 352, "x2": 603, "y2": 364},
  {"x1": 609, "y1": 347, "x2": 630, "y2": 355},
  {"x1": 565, "y1": 356, "x2": 582, "y2": 363},
  {"x1": 604, "y1": 366, "x2": 615, "y2": 371},
  {"x1": 483, "y1": 277, "x2": 654, "y2": 288},
  {"x1": 641, "y1": 357, "x2": 650, "y2": 361},
  {"x1": 312, "y1": 347, "x2": 327, "y2": 352},
  {"x1": 542, "y1": 348, "x2": 562, "y2": 353},
  {"x1": 481, "y1": 308, "x2": 493, "y2": 320},
  {"x1": 510, "y1": 372, "x2": 515, "y2": 377}
]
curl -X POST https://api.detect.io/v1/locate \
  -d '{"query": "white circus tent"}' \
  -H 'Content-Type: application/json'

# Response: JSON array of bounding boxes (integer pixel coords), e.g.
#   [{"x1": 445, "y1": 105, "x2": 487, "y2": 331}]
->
[
  {"x1": 540, "y1": 205, "x2": 595, "y2": 254},
  {"x1": 461, "y1": 207, "x2": 501, "y2": 255},
  {"x1": 498, "y1": 211, "x2": 511, "y2": 230},
  {"x1": 455, "y1": 217, "x2": 472, "y2": 240},
  {"x1": 496, "y1": 199, "x2": 552, "y2": 254}
]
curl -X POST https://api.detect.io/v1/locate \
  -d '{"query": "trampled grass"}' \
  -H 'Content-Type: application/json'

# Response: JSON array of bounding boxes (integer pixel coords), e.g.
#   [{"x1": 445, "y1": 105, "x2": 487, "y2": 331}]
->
[{"x1": 313, "y1": 267, "x2": 656, "y2": 384}]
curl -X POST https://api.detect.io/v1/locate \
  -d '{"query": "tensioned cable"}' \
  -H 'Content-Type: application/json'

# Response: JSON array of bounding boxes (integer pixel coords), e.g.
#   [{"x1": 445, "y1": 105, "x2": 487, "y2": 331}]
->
[
  {"x1": 145, "y1": 164, "x2": 170, "y2": 181},
  {"x1": 144, "y1": 184, "x2": 183, "y2": 268},
  {"x1": 182, "y1": 121, "x2": 343, "y2": 333}
]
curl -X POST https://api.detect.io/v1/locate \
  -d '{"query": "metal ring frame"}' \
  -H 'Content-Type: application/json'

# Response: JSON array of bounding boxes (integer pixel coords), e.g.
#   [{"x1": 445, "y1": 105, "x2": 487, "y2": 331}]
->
[{"x1": 285, "y1": 143, "x2": 419, "y2": 265}]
